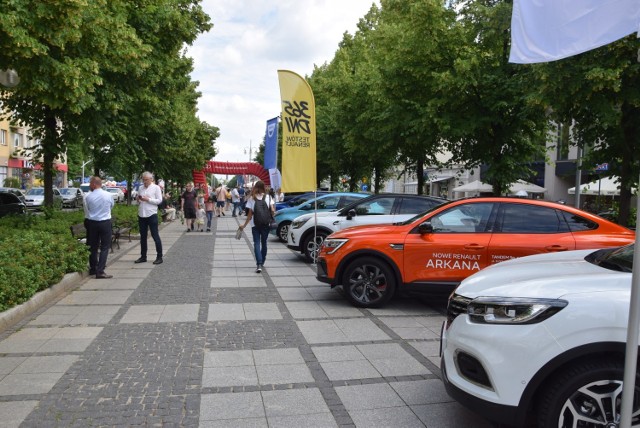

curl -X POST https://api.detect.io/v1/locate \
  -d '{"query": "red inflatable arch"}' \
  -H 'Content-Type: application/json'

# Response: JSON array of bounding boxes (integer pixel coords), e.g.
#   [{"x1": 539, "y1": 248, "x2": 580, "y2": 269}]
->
[{"x1": 192, "y1": 161, "x2": 270, "y2": 191}]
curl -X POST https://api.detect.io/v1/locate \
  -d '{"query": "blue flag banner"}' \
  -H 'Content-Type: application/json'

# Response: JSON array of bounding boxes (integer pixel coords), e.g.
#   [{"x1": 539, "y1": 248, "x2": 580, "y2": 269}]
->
[
  {"x1": 264, "y1": 117, "x2": 279, "y2": 170},
  {"x1": 236, "y1": 175, "x2": 245, "y2": 187}
]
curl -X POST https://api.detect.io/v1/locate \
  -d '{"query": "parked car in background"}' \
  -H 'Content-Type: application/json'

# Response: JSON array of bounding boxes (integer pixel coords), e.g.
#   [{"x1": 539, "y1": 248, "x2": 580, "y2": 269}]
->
[
  {"x1": 271, "y1": 192, "x2": 367, "y2": 242},
  {"x1": 441, "y1": 244, "x2": 639, "y2": 428},
  {"x1": 0, "y1": 187, "x2": 26, "y2": 204},
  {"x1": 275, "y1": 191, "x2": 332, "y2": 211},
  {"x1": 0, "y1": 190, "x2": 26, "y2": 217},
  {"x1": 288, "y1": 194, "x2": 448, "y2": 262},
  {"x1": 316, "y1": 197, "x2": 635, "y2": 307},
  {"x1": 80, "y1": 183, "x2": 91, "y2": 194},
  {"x1": 105, "y1": 187, "x2": 125, "y2": 203},
  {"x1": 59, "y1": 187, "x2": 84, "y2": 208},
  {"x1": 24, "y1": 187, "x2": 63, "y2": 210}
]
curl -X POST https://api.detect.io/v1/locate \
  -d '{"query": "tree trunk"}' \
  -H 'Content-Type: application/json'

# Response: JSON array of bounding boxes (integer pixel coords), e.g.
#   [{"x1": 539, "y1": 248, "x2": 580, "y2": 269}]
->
[
  {"x1": 43, "y1": 112, "x2": 58, "y2": 208},
  {"x1": 416, "y1": 154, "x2": 425, "y2": 195}
]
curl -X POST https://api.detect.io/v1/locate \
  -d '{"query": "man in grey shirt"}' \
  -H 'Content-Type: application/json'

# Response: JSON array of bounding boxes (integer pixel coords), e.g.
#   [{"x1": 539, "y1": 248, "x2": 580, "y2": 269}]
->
[{"x1": 84, "y1": 176, "x2": 115, "y2": 278}]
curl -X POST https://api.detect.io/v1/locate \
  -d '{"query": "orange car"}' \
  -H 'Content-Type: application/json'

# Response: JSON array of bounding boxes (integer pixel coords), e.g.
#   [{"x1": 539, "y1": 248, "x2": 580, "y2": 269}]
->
[{"x1": 316, "y1": 197, "x2": 635, "y2": 307}]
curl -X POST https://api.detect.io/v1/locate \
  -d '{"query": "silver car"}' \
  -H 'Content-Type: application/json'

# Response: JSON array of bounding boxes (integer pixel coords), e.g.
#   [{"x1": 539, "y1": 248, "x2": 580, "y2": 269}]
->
[
  {"x1": 59, "y1": 188, "x2": 84, "y2": 208},
  {"x1": 24, "y1": 187, "x2": 63, "y2": 209}
]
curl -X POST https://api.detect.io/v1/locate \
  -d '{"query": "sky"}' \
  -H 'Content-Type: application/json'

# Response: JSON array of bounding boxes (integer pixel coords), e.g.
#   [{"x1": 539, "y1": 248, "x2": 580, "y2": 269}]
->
[{"x1": 188, "y1": 0, "x2": 376, "y2": 171}]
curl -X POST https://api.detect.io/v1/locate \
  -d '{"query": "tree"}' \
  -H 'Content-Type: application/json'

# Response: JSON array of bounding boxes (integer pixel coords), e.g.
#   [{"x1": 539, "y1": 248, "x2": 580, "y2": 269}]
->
[
  {"x1": 439, "y1": 0, "x2": 548, "y2": 194},
  {"x1": 0, "y1": 0, "x2": 147, "y2": 206},
  {"x1": 0, "y1": 0, "x2": 216, "y2": 206},
  {"x1": 534, "y1": 36, "x2": 640, "y2": 226}
]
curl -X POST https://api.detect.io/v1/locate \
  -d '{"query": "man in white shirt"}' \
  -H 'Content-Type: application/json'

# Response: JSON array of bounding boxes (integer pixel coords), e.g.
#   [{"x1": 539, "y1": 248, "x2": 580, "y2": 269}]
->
[
  {"x1": 84, "y1": 176, "x2": 115, "y2": 278},
  {"x1": 135, "y1": 171, "x2": 163, "y2": 265}
]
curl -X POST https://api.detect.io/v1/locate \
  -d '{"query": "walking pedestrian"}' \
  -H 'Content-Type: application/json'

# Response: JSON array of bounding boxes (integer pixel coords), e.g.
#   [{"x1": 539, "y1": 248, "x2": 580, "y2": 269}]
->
[
  {"x1": 135, "y1": 171, "x2": 164, "y2": 265},
  {"x1": 239, "y1": 180, "x2": 275, "y2": 273},
  {"x1": 181, "y1": 182, "x2": 198, "y2": 232},
  {"x1": 205, "y1": 194, "x2": 215, "y2": 232},
  {"x1": 196, "y1": 204, "x2": 206, "y2": 232},
  {"x1": 84, "y1": 176, "x2": 115, "y2": 278},
  {"x1": 238, "y1": 185, "x2": 246, "y2": 215},
  {"x1": 231, "y1": 186, "x2": 241, "y2": 217},
  {"x1": 215, "y1": 184, "x2": 226, "y2": 217}
]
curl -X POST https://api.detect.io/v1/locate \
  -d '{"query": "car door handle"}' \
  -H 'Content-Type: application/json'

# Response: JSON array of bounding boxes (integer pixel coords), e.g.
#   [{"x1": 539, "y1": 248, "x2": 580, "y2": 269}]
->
[
  {"x1": 545, "y1": 245, "x2": 568, "y2": 252},
  {"x1": 333, "y1": 221, "x2": 340, "y2": 225},
  {"x1": 463, "y1": 244, "x2": 485, "y2": 250}
]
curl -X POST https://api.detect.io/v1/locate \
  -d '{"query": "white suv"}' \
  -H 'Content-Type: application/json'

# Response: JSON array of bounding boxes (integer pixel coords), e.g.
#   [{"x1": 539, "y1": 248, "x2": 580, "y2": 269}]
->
[
  {"x1": 441, "y1": 244, "x2": 638, "y2": 427},
  {"x1": 287, "y1": 194, "x2": 446, "y2": 262}
]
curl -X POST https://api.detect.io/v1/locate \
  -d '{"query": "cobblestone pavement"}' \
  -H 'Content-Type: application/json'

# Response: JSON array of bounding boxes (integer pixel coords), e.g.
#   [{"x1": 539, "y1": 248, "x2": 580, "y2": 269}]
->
[{"x1": 0, "y1": 211, "x2": 496, "y2": 427}]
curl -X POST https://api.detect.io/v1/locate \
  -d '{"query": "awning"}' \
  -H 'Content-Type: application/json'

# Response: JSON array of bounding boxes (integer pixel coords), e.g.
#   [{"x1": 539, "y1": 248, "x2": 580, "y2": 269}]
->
[
  {"x1": 31, "y1": 163, "x2": 68, "y2": 172},
  {"x1": 426, "y1": 175, "x2": 453, "y2": 183},
  {"x1": 7, "y1": 158, "x2": 23, "y2": 168}
]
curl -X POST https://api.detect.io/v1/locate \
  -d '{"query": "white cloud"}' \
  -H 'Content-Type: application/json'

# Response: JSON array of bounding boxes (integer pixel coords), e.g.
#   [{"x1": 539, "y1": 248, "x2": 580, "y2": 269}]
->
[{"x1": 189, "y1": 0, "x2": 376, "y2": 169}]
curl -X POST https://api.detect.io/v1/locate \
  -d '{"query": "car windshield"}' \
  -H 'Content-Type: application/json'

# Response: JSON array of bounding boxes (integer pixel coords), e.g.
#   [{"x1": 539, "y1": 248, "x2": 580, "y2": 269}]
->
[
  {"x1": 107, "y1": 188, "x2": 118, "y2": 193},
  {"x1": 585, "y1": 244, "x2": 634, "y2": 273},
  {"x1": 395, "y1": 200, "x2": 455, "y2": 225},
  {"x1": 26, "y1": 188, "x2": 44, "y2": 195},
  {"x1": 59, "y1": 189, "x2": 76, "y2": 195}
]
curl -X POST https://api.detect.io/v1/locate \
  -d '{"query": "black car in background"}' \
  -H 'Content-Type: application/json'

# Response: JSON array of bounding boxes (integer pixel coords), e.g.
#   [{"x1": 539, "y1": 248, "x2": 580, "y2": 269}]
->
[
  {"x1": 0, "y1": 191, "x2": 26, "y2": 217},
  {"x1": 0, "y1": 187, "x2": 27, "y2": 204}
]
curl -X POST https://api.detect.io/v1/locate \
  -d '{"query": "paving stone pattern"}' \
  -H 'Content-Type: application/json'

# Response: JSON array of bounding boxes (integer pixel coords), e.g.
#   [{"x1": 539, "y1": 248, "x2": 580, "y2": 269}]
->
[{"x1": 0, "y1": 210, "x2": 496, "y2": 427}]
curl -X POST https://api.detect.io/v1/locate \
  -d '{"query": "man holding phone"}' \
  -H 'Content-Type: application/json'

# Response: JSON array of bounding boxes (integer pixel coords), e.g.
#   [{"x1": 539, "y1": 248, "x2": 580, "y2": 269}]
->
[{"x1": 135, "y1": 171, "x2": 163, "y2": 265}]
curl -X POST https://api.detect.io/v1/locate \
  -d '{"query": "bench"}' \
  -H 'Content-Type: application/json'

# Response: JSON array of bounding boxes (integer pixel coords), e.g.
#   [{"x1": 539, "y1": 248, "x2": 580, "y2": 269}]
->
[
  {"x1": 71, "y1": 218, "x2": 131, "y2": 252},
  {"x1": 70, "y1": 222, "x2": 87, "y2": 244},
  {"x1": 111, "y1": 216, "x2": 132, "y2": 252}
]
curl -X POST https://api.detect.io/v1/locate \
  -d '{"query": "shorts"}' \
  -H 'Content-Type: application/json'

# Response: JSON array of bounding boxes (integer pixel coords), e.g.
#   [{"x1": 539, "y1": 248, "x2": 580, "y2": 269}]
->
[
  {"x1": 216, "y1": 201, "x2": 225, "y2": 208},
  {"x1": 184, "y1": 206, "x2": 196, "y2": 219}
]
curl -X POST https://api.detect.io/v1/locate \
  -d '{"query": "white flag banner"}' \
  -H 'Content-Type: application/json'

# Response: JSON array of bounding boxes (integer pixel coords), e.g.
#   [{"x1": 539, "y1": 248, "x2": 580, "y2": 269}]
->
[{"x1": 509, "y1": 0, "x2": 640, "y2": 64}]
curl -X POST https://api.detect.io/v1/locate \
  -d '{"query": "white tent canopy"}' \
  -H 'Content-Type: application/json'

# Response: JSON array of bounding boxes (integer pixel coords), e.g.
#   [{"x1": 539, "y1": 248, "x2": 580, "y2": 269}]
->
[
  {"x1": 568, "y1": 176, "x2": 633, "y2": 196},
  {"x1": 509, "y1": 179, "x2": 546, "y2": 194},
  {"x1": 453, "y1": 179, "x2": 546, "y2": 194},
  {"x1": 452, "y1": 180, "x2": 493, "y2": 193}
]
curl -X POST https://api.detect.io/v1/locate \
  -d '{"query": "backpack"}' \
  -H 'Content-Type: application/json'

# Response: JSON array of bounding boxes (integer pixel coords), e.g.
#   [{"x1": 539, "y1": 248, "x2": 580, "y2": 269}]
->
[{"x1": 253, "y1": 196, "x2": 272, "y2": 227}]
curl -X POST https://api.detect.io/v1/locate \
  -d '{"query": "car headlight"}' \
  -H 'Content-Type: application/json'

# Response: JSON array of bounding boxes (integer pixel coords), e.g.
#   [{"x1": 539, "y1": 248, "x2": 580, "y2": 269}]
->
[
  {"x1": 467, "y1": 297, "x2": 567, "y2": 324},
  {"x1": 322, "y1": 238, "x2": 348, "y2": 254},
  {"x1": 291, "y1": 217, "x2": 310, "y2": 229}
]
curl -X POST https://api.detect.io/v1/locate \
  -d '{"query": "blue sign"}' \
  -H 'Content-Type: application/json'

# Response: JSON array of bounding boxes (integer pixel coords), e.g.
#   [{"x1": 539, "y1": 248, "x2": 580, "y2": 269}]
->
[
  {"x1": 595, "y1": 163, "x2": 609, "y2": 172},
  {"x1": 361, "y1": 184, "x2": 368, "y2": 191}
]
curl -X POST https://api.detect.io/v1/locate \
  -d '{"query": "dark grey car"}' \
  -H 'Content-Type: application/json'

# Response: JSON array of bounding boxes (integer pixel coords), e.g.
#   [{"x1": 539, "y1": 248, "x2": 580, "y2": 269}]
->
[
  {"x1": 59, "y1": 188, "x2": 84, "y2": 208},
  {"x1": 0, "y1": 187, "x2": 27, "y2": 204},
  {"x1": 0, "y1": 191, "x2": 27, "y2": 217}
]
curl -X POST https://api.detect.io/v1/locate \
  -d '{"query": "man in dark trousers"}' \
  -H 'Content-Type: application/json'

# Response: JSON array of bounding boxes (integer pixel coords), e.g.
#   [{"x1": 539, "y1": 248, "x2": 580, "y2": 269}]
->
[
  {"x1": 84, "y1": 176, "x2": 115, "y2": 278},
  {"x1": 135, "y1": 171, "x2": 164, "y2": 264}
]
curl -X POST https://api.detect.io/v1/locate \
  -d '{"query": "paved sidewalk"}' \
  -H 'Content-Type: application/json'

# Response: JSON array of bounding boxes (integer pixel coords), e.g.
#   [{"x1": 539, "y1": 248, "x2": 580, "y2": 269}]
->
[{"x1": 0, "y1": 211, "x2": 495, "y2": 427}]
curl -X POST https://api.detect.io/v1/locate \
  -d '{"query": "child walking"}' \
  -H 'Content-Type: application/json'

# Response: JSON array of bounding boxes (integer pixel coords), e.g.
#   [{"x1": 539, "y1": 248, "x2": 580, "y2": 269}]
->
[{"x1": 196, "y1": 204, "x2": 206, "y2": 232}]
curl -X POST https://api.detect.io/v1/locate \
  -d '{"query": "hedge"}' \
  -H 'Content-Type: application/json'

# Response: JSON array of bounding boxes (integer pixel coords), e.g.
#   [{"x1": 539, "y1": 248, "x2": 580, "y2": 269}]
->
[{"x1": 0, "y1": 205, "x2": 140, "y2": 312}]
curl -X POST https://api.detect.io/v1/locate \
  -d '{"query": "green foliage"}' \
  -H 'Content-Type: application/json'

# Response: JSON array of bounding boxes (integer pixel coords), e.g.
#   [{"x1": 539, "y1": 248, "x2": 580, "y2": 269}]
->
[
  {"x1": 3, "y1": 176, "x2": 21, "y2": 188},
  {"x1": 0, "y1": 206, "x2": 139, "y2": 311},
  {"x1": 0, "y1": 218, "x2": 88, "y2": 312}
]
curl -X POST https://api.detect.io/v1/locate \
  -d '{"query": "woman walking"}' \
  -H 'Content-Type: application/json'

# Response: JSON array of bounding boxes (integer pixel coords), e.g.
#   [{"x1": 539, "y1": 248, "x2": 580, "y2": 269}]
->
[
  {"x1": 239, "y1": 180, "x2": 275, "y2": 273},
  {"x1": 181, "y1": 182, "x2": 198, "y2": 232}
]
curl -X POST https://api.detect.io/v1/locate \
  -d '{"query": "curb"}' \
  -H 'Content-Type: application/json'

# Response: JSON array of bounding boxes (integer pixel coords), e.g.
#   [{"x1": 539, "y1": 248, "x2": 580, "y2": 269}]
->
[
  {"x1": 0, "y1": 272, "x2": 86, "y2": 333},
  {"x1": 0, "y1": 222, "x2": 169, "y2": 334}
]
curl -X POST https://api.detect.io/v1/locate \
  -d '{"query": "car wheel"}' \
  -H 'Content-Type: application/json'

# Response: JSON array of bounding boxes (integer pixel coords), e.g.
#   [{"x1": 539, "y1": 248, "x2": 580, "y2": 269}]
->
[
  {"x1": 277, "y1": 221, "x2": 291, "y2": 243},
  {"x1": 342, "y1": 256, "x2": 396, "y2": 308},
  {"x1": 537, "y1": 358, "x2": 640, "y2": 428},
  {"x1": 302, "y1": 231, "x2": 327, "y2": 263}
]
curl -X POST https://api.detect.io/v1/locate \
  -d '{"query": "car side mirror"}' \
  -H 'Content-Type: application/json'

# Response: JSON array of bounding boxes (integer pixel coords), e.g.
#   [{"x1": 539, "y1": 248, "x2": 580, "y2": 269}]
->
[
  {"x1": 346, "y1": 209, "x2": 357, "y2": 220},
  {"x1": 418, "y1": 221, "x2": 433, "y2": 234}
]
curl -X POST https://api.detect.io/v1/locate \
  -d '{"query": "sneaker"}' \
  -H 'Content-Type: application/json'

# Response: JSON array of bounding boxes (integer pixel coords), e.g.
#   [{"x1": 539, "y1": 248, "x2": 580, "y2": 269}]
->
[
  {"x1": 153, "y1": 258, "x2": 163, "y2": 265},
  {"x1": 206, "y1": 228, "x2": 210, "y2": 232},
  {"x1": 134, "y1": 257, "x2": 147, "y2": 264},
  {"x1": 255, "y1": 265, "x2": 262, "y2": 273},
  {"x1": 186, "y1": 229, "x2": 190, "y2": 232}
]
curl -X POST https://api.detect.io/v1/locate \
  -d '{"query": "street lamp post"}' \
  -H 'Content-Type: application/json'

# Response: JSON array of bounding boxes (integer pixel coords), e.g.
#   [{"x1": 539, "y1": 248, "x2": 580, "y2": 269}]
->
[
  {"x1": 81, "y1": 160, "x2": 92, "y2": 184},
  {"x1": 244, "y1": 140, "x2": 253, "y2": 162}
]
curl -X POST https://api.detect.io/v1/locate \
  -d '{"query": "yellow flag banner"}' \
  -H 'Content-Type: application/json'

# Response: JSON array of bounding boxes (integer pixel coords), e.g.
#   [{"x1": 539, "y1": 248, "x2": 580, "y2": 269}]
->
[{"x1": 277, "y1": 70, "x2": 317, "y2": 193}]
